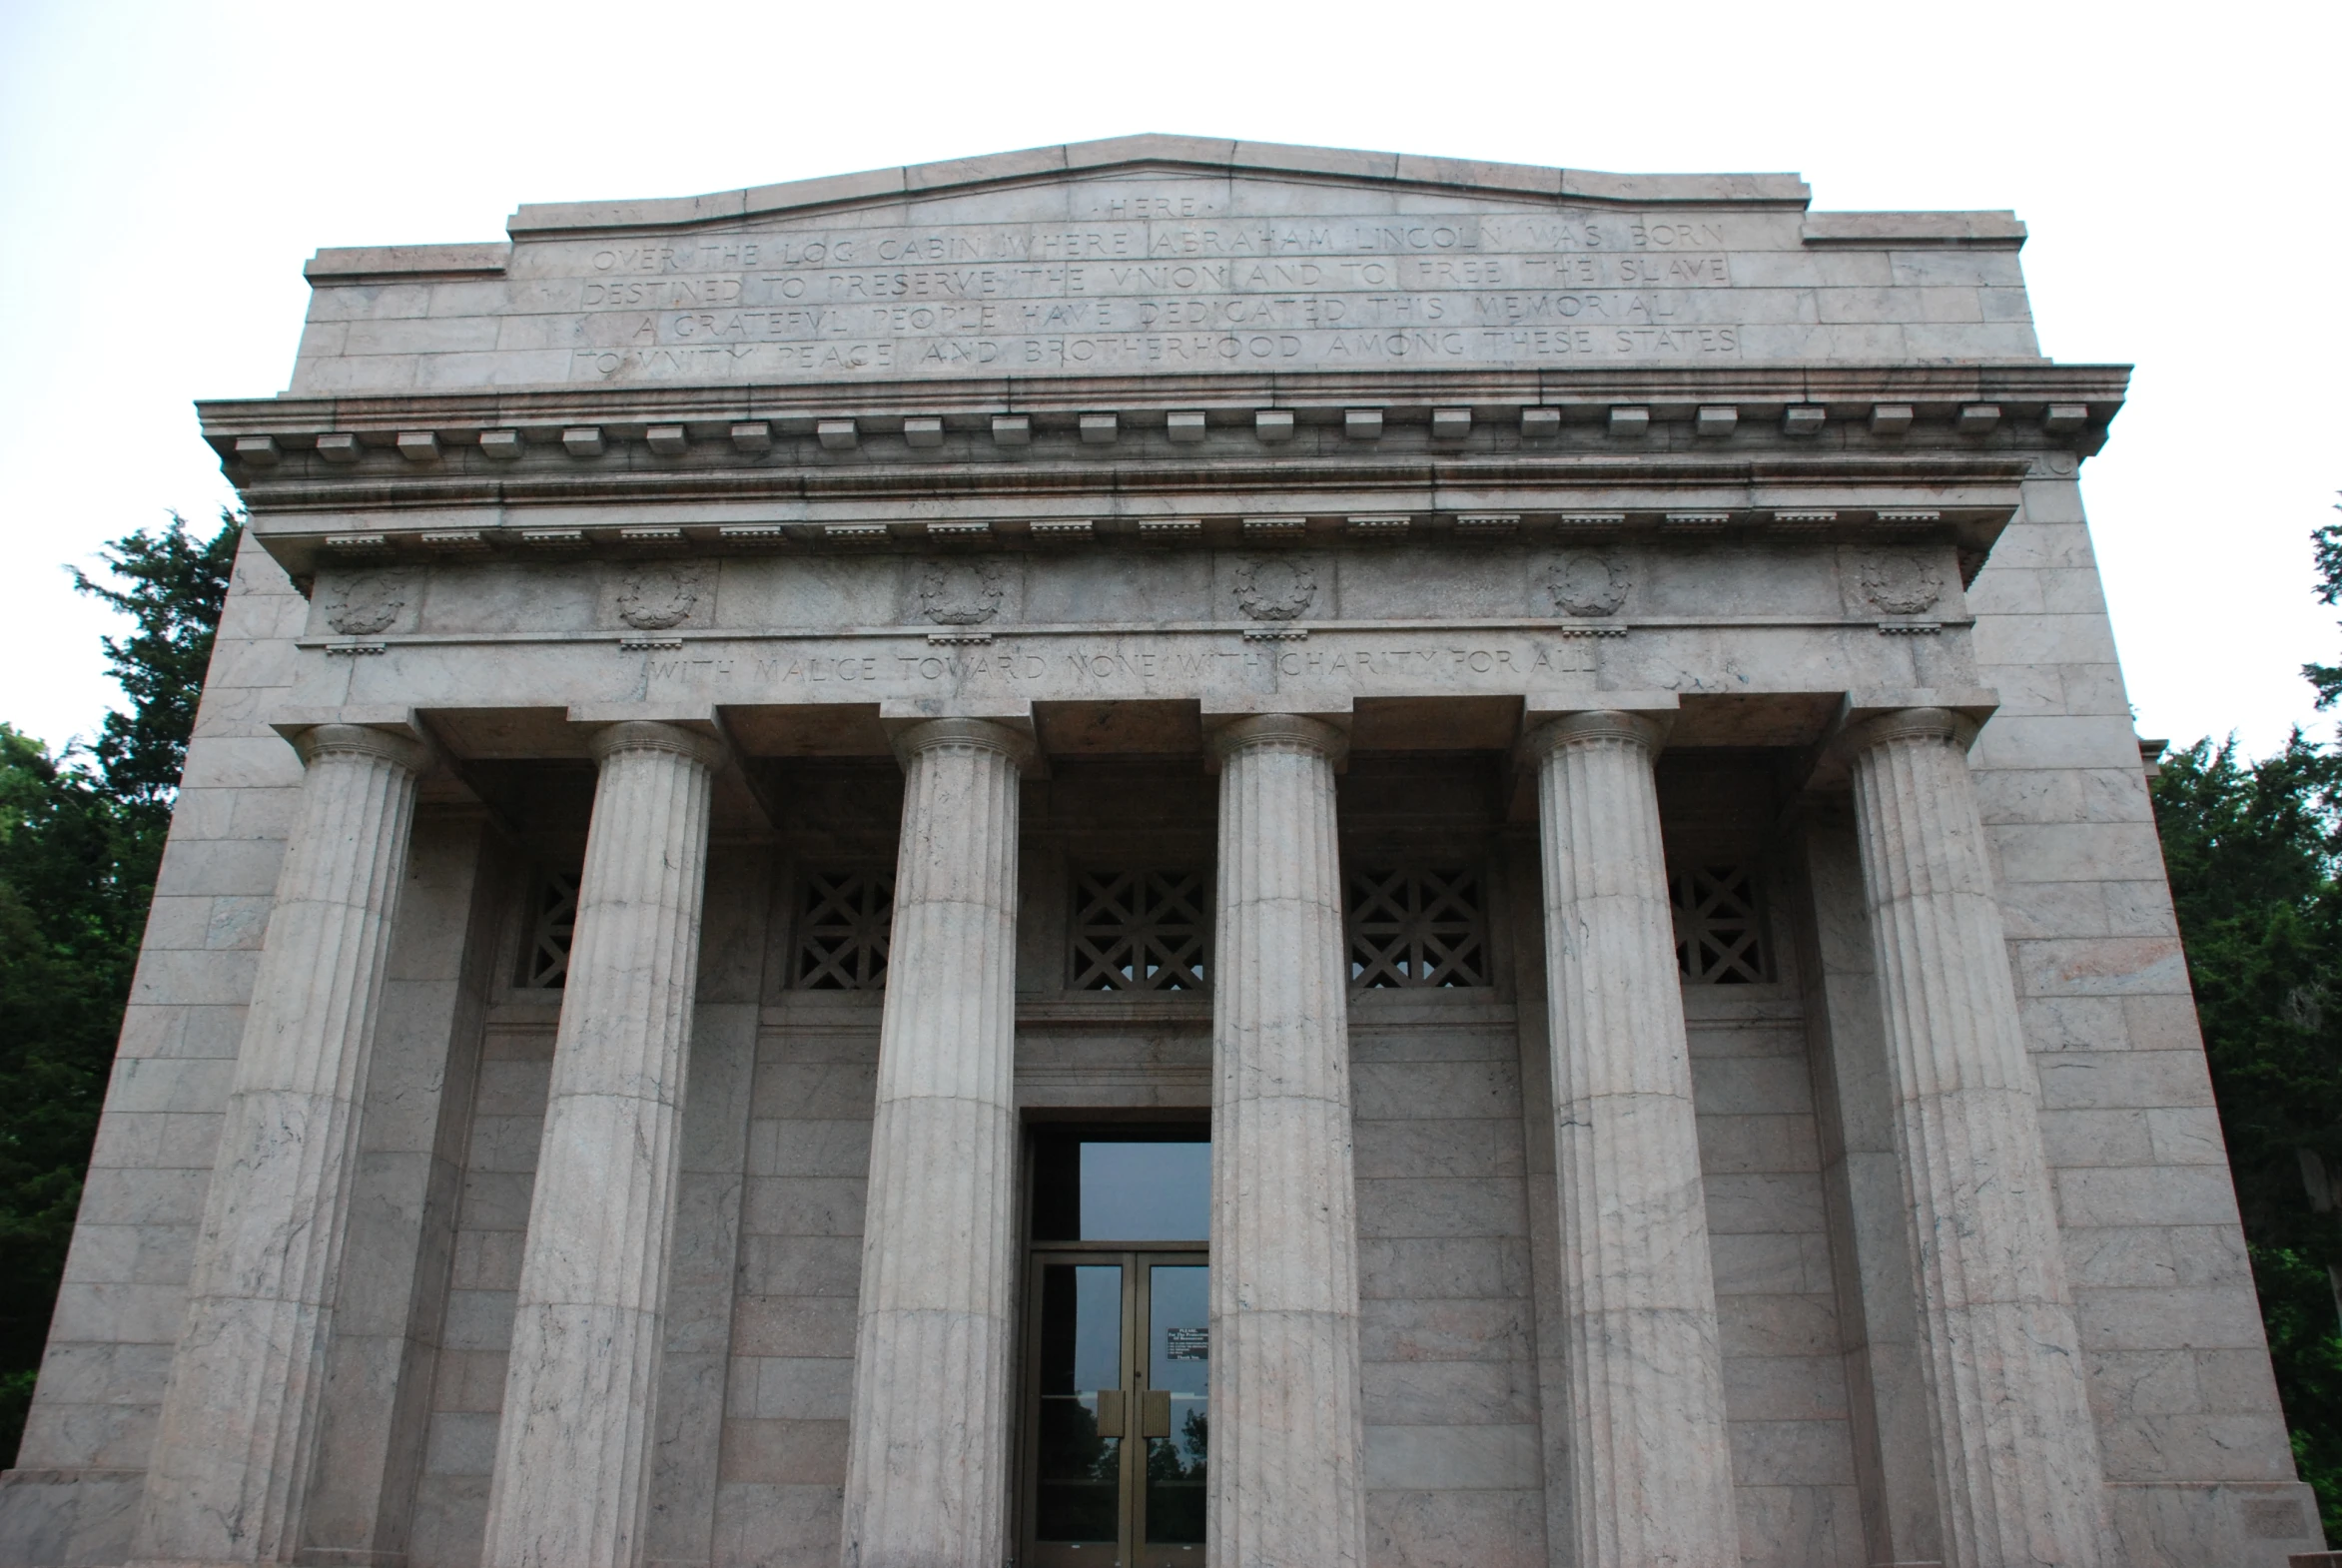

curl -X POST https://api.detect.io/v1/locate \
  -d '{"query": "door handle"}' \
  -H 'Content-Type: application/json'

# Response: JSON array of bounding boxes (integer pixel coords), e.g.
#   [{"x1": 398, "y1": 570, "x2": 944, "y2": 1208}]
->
[
  {"x1": 1140, "y1": 1389, "x2": 1172, "y2": 1438},
  {"x1": 1095, "y1": 1388, "x2": 1126, "y2": 1436}
]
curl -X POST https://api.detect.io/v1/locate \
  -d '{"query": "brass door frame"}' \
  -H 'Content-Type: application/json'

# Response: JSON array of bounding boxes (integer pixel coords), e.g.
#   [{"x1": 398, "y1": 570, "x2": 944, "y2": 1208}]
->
[{"x1": 1019, "y1": 1243, "x2": 1207, "y2": 1568}]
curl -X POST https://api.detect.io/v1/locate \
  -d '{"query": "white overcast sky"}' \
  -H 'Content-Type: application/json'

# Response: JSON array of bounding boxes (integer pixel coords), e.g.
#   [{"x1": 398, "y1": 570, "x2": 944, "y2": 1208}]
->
[{"x1": 1, "y1": 0, "x2": 2333, "y2": 758}]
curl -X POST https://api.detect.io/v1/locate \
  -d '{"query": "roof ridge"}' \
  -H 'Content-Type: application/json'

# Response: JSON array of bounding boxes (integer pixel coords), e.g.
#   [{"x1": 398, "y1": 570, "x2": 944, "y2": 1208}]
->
[{"x1": 502, "y1": 134, "x2": 1814, "y2": 237}]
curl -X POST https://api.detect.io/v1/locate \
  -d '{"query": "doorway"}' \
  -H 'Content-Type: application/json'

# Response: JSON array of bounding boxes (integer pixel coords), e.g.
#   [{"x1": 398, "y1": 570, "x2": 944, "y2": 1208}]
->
[{"x1": 1023, "y1": 1134, "x2": 1209, "y2": 1568}]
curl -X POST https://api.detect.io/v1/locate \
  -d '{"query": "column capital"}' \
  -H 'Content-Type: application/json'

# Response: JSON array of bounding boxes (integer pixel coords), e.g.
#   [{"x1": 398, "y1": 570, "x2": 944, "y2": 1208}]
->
[
  {"x1": 586, "y1": 719, "x2": 727, "y2": 770},
  {"x1": 890, "y1": 715, "x2": 1037, "y2": 772},
  {"x1": 1841, "y1": 705, "x2": 1980, "y2": 757},
  {"x1": 1208, "y1": 711, "x2": 1348, "y2": 765},
  {"x1": 293, "y1": 722, "x2": 431, "y2": 773},
  {"x1": 1522, "y1": 707, "x2": 1668, "y2": 762}
]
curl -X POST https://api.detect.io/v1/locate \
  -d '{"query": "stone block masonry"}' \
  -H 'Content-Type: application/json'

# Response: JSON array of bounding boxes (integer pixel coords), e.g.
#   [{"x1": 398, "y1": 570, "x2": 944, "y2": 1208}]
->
[{"x1": 0, "y1": 135, "x2": 2312, "y2": 1568}]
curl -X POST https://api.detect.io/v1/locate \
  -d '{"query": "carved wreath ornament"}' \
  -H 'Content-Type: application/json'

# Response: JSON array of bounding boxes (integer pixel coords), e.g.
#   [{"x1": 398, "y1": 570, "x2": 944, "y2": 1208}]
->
[
  {"x1": 1547, "y1": 552, "x2": 1630, "y2": 617},
  {"x1": 1234, "y1": 556, "x2": 1316, "y2": 621},
  {"x1": 918, "y1": 559, "x2": 1005, "y2": 625},
  {"x1": 1859, "y1": 551, "x2": 1945, "y2": 616},
  {"x1": 325, "y1": 570, "x2": 410, "y2": 635},
  {"x1": 616, "y1": 564, "x2": 702, "y2": 630}
]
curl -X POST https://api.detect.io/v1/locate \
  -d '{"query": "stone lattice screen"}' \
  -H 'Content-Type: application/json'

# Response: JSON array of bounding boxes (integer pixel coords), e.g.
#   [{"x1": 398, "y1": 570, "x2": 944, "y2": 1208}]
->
[
  {"x1": 792, "y1": 869, "x2": 895, "y2": 990},
  {"x1": 1069, "y1": 869, "x2": 1209, "y2": 991},
  {"x1": 515, "y1": 867, "x2": 578, "y2": 989},
  {"x1": 1669, "y1": 864, "x2": 1771, "y2": 984},
  {"x1": 1346, "y1": 867, "x2": 1492, "y2": 989}
]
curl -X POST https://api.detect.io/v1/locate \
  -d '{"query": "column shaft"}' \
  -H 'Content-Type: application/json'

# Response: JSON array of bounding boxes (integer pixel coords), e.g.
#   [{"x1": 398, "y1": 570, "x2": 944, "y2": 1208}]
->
[
  {"x1": 1846, "y1": 710, "x2": 2109, "y2": 1568},
  {"x1": 481, "y1": 722, "x2": 721, "y2": 1568},
  {"x1": 1208, "y1": 714, "x2": 1366, "y2": 1568},
  {"x1": 133, "y1": 725, "x2": 427, "y2": 1566},
  {"x1": 1531, "y1": 711, "x2": 1739, "y2": 1568},
  {"x1": 840, "y1": 719, "x2": 1027, "y2": 1568}
]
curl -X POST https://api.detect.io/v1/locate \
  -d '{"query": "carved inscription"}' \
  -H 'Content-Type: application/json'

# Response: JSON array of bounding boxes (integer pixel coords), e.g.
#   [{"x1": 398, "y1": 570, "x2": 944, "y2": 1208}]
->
[
  {"x1": 551, "y1": 187, "x2": 1752, "y2": 382},
  {"x1": 639, "y1": 635, "x2": 1599, "y2": 694}
]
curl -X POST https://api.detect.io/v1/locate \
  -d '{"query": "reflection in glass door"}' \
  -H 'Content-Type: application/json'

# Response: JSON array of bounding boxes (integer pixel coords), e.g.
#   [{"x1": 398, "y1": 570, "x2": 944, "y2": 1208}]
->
[
  {"x1": 1034, "y1": 1262, "x2": 1126, "y2": 1552},
  {"x1": 1027, "y1": 1252, "x2": 1208, "y2": 1566},
  {"x1": 1141, "y1": 1263, "x2": 1208, "y2": 1562},
  {"x1": 1024, "y1": 1135, "x2": 1209, "y2": 1567}
]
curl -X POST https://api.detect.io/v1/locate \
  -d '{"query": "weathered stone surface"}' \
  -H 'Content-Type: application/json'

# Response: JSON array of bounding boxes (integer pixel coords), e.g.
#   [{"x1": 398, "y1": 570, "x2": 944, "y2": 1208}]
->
[
  {"x1": 2, "y1": 138, "x2": 2311, "y2": 1568},
  {"x1": 480, "y1": 721, "x2": 722, "y2": 1568},
  {"x1": 1529, "y1": 709, "x2": 1740, "y2": 1567},
  {"x1": 839, "y1": 719, "x2": 1027, "y2": 1568},
  {"x1": 1209, "y1": 713, "x2": 1368, "y2": 1568},
  {"x1": 130, "y1": 724, "x2": 427, "y2": 1566},
  {"x1": 1846, "y1": 707, "x2": 2114, "y2": 1566},
  {"x1": 278, "y1": 142, "x2": 2033, "y2": 395}
]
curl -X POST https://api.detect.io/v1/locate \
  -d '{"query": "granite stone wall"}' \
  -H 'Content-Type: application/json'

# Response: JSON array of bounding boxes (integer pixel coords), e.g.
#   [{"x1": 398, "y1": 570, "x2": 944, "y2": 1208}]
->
[
  {"x1": 0, "y1": 533, "x2": 309, "y2": 1567},
  {"x1": 2, "y1": 138, "x2": 2318, "y2": 1568},
  {"x1": 1971, "y1": 478, "x2": 2311, "y2": 1561}
]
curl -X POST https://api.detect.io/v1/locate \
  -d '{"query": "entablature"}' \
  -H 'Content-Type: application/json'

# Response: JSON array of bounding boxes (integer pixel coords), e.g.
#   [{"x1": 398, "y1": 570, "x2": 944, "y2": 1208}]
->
[{"x1": 201, "y1": 364, "x2": 2119, "y2": 586}]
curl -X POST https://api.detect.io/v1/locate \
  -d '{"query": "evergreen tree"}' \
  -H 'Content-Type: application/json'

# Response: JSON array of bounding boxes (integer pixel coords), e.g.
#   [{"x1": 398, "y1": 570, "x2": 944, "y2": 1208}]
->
[
  {"x1": 2151, "y1": 734, "x2": 2342, "y2": 1533},
  {"x1": 68, "y1": 512, "x2": 239, "y2": 890},
  {"x1": 0, "y1": 509, "x2": 239, "y2": 1464},
  {"x1": 2144, "y1": 494, "x2": 2342, "y2": 1536}
]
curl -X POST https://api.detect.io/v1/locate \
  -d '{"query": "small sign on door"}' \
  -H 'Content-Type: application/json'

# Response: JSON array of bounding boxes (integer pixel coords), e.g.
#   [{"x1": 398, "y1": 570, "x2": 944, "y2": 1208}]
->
[{"x1": 1166, "y1": 1326, "x2": 1208, "y2": 1361}]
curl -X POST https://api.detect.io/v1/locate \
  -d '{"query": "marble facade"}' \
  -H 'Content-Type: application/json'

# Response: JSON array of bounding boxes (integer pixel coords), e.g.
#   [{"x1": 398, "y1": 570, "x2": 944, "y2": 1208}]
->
[{"x1": 0, "y1": 136, "x2": 2318, "y2": 1567}]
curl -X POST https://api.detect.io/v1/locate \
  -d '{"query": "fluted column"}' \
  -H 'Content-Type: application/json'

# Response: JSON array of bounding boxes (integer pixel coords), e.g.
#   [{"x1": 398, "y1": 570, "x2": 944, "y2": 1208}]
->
[
  {"x1": 1208, "y1": 713, "x2": 1366, "y2": 1568},
  {"x1": 133, "y1": 724, "x2": 427, "y2": 1566},
  {"x1": 481, "y1": 721, "x2": 723, "y2": 1568},
  {"x1": 840, "y1": 718, "x2": 1028, "y2": 1568},
  {"x1": 1845, "y1": 709, "x2": 2109, "y2": 1568},
  {"x1": 1529, "y1": 710, "x2": 1739, "y2": 1568}
]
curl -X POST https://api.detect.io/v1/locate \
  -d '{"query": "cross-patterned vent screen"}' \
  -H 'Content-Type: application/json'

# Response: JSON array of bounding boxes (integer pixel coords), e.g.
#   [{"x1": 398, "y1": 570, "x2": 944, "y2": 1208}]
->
[
  {"x1": 793, "y1": 870, "x2": 895, "y2": 990},
  {"x1": 516, "y1": 867, "x2": 579, "y2": 989},
  {"x1": 1347, "y1": 867, "x2": 1491, "y2": 989},
  {"x1": 1071, "y1": 869, "x2": 1209, "y2": 990},
  {"x1": 1671, "y1": 864, "x2": 1771, "y2": 984}
]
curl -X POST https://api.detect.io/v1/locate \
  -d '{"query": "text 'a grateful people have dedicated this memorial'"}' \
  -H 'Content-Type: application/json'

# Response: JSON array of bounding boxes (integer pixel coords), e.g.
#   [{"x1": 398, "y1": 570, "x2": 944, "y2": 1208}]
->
[{"x1": 0, "y1": 136, "x2": 2316, "y2": 1568}]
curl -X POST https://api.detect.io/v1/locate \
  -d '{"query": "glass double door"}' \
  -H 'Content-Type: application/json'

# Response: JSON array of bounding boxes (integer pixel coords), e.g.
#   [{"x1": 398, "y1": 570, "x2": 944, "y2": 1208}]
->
[{"x1": 1026, "y1": 1252, "x2": 1208, "y2": 1567}]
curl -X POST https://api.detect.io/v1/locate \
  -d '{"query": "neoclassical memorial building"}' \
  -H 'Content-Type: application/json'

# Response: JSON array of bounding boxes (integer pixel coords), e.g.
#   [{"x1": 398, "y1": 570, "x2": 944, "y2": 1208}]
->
[{"x1": 0, "y1": 137, "x2": 2321, "y2": 1568}]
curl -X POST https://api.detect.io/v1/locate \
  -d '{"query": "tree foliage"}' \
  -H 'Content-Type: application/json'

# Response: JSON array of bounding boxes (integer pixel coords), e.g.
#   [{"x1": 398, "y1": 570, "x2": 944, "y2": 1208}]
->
[
  {"x1": 0, "y1": 509, "x2": 238, "y2": 1465},
  {"x1": 2151, "y1": 733, "x2": 2342, "y2": 1533},
  {"x1": 2301, "y1": 509, "x2": 2342, "y2": 712},
  {"x1": 2153, "y1": 496, "x2": 2342, "y2": 1538}
]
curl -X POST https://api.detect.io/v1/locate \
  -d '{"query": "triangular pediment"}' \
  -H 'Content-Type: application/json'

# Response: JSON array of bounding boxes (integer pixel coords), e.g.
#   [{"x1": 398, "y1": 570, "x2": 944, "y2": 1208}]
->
[{"x1": 503, "y1": 135, "x2": 1813, "y2": 236}]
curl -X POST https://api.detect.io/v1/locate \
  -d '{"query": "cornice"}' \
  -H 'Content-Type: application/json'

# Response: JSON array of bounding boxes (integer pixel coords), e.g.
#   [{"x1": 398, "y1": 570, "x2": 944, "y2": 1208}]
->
[
  {"x1": 201, "y1": 363, "x2": 2130, "y2": 448},
  {"x1": 199, "y1": 365, "x2": 2119, "y2": 586}
]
